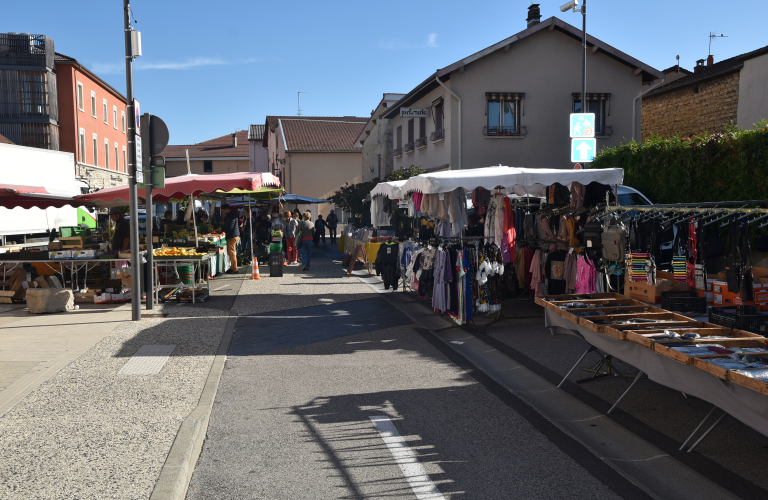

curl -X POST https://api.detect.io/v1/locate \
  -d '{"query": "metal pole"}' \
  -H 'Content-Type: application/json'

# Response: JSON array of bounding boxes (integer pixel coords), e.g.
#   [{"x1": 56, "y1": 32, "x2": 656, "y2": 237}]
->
[
  {"x1": 124, "y1": 0, "x2": 141, "y2": 321},
  {"x1": 581, "y1": 0, "x2": 587, "y2": 110},
  {"x1": 145, "y1": 183, "x2": 154, "y2": 309}
]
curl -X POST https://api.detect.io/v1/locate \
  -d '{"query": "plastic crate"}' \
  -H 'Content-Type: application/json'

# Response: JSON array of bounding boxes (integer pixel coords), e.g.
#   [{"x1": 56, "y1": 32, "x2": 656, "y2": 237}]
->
[
  {"x1": 269, "y1": 252, "x2": 283, "y2": 277},
  {"x1": 661, "y1": 290, "x2": 707, "y2": 314},
  {"x1": 734, "y1": 314, "x2": 768, "y2": 335},
  {"x1": 59, "y1": 226, "x2": 87, "y2": 238},
  {"x1": 708, "y1": 305, "x2": 759, "y2": 328}
]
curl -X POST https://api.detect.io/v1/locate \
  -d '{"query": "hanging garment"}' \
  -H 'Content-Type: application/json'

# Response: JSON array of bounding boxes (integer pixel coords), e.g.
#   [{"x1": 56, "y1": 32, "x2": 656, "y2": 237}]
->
[
  {"x1": 503, "y1": 198, "x2": 516, "y2": 263},
  {"x1": 432, "y1": 249, "x2": 451, "y2": 312},
  {"x1": 375, "y1": 241, "x2": 401, "y2": 290},
  {"x1": 473, "y1": 189, "x2": 491, "y2": 212},
  {"x1": 370, "y1": 195, "x2": 391, "y2": 228},
  {"x1": 449, "y1": 188, "x2": 468, "y2": 235},
  {"x1": 545, "y1": 250, "x2": 568, "y2": 295},
  {"x1": 566, "y1": 217, "x2": 580, "y2": 247},
  {"x1": 575, "y1": 255, "x2": 598, "y2": 294},
  {"x1": 412, "y1": 191, "x2": 423, "y2": 212},
  {"x1": 570, "y1": 182, "x2": 586, "y2": 208},
  {"x1": 530, "y1": 250, "x2": 544, "y2": 297},
  {"x1": 563, "y1": 251, "x2": 578, "y2": 294},
  {"x1": 515, "y1": 245, "x2": 527, "y2": 289}
]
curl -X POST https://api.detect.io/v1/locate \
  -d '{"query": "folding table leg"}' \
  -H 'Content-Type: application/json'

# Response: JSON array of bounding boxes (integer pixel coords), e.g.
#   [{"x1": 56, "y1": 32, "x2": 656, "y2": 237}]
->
[
  {"x1": 558, "y1": 345, "x2": 596, "y2": 388},
  {"x1": 679, "y1": 406, "x2": 717, "y2": 451},
  {"x1": 607, "y1": 370, "x2": 644, "y2": 414},
  {"x1": 687, "y1": 411, "x2": 726, "y2": 453}
]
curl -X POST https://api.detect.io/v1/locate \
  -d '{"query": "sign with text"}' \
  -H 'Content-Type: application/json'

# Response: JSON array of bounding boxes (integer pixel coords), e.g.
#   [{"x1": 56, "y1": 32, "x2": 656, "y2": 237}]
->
[
  {"x1": 400, "y1": 107, "x2": 429, "y2": 118},
  {"x1": 134, "y1": 99, "x2": 141, "y2": 136},
  {"x1": 570, "y1": 113, "x2": 595, "y2": 138},
  {"x1": 571, "y1": 138, "x2": 596, "y2": 163},
  {"x1": 135, "y1": 136, "x2": 143, "y2": 183}
]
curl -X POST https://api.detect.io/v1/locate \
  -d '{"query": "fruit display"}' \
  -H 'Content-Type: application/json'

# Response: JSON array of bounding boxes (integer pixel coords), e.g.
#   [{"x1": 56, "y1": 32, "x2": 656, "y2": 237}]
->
[{"x1": 154, "y1": 247, "x2": 207, "y2": 257}]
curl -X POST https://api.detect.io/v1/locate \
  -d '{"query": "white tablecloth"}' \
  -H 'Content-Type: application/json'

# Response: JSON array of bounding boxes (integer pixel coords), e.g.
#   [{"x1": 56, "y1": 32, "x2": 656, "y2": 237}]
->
[{"x1": 545, "y1": 309, "x2": 768, "y2": 437}]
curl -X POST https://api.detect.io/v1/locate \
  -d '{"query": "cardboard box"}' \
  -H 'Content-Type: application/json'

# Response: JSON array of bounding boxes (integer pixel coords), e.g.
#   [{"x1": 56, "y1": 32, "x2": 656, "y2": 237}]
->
[
  {"x1": 35, "y1": 276, "x2": 50, "y2": 289},
  {"x1": 625, "y1": 271, "x2": 689, "y2": 304},
  {"x1": 49, "y1": 251, "x2": 73, "y2": 260},
  {"x1": 72, "y1": 250, "x2": 97, "y2": 259},
  {"x1": 47, "y1": 241, "x2": 63, "y2": 250}
]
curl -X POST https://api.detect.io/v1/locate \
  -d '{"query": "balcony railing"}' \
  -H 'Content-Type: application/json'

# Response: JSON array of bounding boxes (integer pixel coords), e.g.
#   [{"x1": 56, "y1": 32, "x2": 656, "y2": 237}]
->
[
  {"x1": 429, "y1": 129, "x2": 445, "y2": 142},
  {"x1": 404, "y1": 141, "x2": 415, "y2": 153},
  {"x1": 483, "y1": 125, "x2": 521, "y2": 137},
  {"x1": 415, "y1": 137, "x2": 427, "y2": 148},
  {"x1": 393, "y1": 147, "x2": 402, "y2": 157}
]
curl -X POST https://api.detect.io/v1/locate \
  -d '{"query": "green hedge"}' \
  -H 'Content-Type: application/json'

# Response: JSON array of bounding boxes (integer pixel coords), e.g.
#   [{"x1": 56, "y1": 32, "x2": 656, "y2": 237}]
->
[{"x1": 592, "y1": 124, "x2": 768, "y2": 204}]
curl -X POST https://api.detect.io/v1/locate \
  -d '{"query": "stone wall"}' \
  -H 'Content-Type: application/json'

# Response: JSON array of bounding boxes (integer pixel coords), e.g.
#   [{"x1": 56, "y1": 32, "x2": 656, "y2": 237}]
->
[
  {"x1": 75, "y1": 162, "x2": 129, "y2": 190},
  {"x1": 641, "y1": 71, "x2": 740, "y2": 140}
]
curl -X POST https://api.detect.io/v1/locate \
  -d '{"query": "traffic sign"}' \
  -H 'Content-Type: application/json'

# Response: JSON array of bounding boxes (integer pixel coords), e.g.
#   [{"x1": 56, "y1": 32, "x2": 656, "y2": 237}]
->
[
  {"x1": 135, "y1": 136, "x2": 143, "y2": 183},
  {"x1": 571, "y1": 138, "x2": 596, "y2": 163},
  {"x1": 570, "y1": 113, "x2": 595, "y2": 138},
  {"x1": 573, "y1": 163, "x2": 582, "y2": 170}
]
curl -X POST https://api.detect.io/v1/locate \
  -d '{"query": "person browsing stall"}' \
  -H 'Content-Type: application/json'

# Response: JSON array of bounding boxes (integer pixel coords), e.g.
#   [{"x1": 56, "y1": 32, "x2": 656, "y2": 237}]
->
[
  {"x1": 297, "y1": 212, "x2": 315, "y2": 271},
  {"x1": 326, "y1": 210, "x2": 338, "y2": 244},
  {"x1": 222, "y1": 203, "x2": 240, "y2": 274},
  {"x1": 110, "y1": 208, "x2": 131, "y2": 253}
]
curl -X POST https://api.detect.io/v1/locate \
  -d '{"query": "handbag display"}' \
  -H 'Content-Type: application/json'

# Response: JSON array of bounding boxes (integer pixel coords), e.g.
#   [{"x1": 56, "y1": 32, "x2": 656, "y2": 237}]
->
[
  {"x1": 694, "y1": 263, "x2": 707, "y2": 290},
  {"x1": 582, "y1": 220, "x2": 603, "y2": 261},
  {"x1": 601, "y1": 222, "x2": 628, "y2": 262}
]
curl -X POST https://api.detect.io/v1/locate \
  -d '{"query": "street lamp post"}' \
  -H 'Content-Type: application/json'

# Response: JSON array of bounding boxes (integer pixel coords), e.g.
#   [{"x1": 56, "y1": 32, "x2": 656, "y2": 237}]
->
[
  {"x1": 123, "y1": 0, "x2": 141, "y2": 321},
  {"x1": 561, "y1": 0, "x2": 587, "y2": 111}
]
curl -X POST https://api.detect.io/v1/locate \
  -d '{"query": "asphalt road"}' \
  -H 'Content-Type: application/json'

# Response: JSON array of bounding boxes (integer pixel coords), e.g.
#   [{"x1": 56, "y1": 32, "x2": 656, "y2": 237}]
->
[{"x1": 186, "y1": 296, "x2": 632, "y2": 500}]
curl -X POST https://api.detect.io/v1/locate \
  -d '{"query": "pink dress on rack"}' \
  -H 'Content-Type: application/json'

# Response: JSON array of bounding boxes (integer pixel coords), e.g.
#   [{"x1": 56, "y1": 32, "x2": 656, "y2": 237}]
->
[
  {"x1": 575, "y1": 255, "x2": 597, "y2": 294},
  {"x1": 412, "y1": 191, "x2": 423, "y2": 211}
]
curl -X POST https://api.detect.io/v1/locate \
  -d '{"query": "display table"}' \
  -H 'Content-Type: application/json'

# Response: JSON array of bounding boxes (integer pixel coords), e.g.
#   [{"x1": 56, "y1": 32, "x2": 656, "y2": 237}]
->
[
  {"x1": 544, "y1": 308, "x2": 768, "y2": 439},
  {"x1": 152, "y1": 258, "x2": 212, "y2": 304},
  {"x1": 340, "y1": 235, "x2": 381, "y2": 265}
]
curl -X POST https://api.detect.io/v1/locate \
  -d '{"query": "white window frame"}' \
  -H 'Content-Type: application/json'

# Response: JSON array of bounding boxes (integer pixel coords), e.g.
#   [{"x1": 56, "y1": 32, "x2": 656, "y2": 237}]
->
[
  {"x1": 92, "y1": 134, "x2": 98, "y2": 166},
  {"x1": 91, "y1": 91, "x2": 97, "y2": 118},
  {"x1": 122, "y1": 146, "x2": 127, "y2": 173},
  {"x1": 113, "y1": 105, "x2": 118, "y2": 129},
  {"x1": 77, "y1": 83, "x2": 84, "y2": 112},
  {"x1": 79, "y1": 128, "x2": 86, "y2": 163},
  {"x1": 104, "y1": 138, "x2": 110, "y2": 169},
  {"x1": 121, "y1": 111, "x2": 126, "y2": 133},
  {"x1": 114, "y1": 142, "x2": 119, "y2": 171},
  {"x1": 103, "y1": 98, "x2": 108, "y2": 124}
]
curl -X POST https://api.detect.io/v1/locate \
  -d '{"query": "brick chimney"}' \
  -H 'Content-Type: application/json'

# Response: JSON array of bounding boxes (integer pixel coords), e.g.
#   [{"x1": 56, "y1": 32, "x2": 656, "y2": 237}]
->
[
  {"x1": 694, "y1": 59, "x2": 706, "y2": 73},
  {"x1": 706, "y1": 54, "x2": 714, "y2": 66},
  {"x1": 232, "y1": 133, "x2": 237, "y2": 148},
  {"x1": 526, "y1": 4, "x2": 541, "y2": 28}
]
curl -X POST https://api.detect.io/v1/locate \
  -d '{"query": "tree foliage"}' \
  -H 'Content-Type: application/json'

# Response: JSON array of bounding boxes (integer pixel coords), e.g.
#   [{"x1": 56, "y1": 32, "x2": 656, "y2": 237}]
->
[
  {"x1": 591, "y1": 122, "x2": 768, "y2": 204},
  {"x1": 328, "y1": 165, "x2": 425, "y2": 216}
]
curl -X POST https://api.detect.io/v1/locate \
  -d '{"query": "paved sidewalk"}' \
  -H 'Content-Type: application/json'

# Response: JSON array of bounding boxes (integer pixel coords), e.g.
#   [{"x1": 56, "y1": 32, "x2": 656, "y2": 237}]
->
[{"x1": 0, "y1": 275, "x2": 245, "y2": 499}]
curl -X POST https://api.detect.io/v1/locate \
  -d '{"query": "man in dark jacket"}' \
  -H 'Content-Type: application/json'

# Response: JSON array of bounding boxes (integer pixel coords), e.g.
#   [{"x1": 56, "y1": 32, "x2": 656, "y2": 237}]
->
[
  {"x1": 222, "y1": 204, "x2": 240, "y2": 274},
  {"x1": 326, "y1": 210, "x2": 339, "y2": 244}
]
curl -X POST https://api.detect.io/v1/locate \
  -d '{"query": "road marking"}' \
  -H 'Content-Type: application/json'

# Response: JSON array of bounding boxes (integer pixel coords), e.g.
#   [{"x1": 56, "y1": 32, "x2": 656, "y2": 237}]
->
[
  {"x1": 118, "y1": 345, "x2": 176, "y2": 375},
  {"x1": 369, "y1": 416, "x2": 446, "y2": 500}
]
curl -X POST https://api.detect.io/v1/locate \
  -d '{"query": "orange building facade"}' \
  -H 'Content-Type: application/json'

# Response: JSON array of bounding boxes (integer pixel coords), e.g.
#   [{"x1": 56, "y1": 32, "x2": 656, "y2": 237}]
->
[{"x1": 56, "y1": 54, "x2": 130, "y2": 189}]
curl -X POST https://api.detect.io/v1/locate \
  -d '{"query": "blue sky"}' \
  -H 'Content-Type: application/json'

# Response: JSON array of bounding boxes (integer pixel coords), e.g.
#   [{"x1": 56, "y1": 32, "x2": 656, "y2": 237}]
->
[{"x1": 4, "y1": 1, "x2": 767, "y2": 144}]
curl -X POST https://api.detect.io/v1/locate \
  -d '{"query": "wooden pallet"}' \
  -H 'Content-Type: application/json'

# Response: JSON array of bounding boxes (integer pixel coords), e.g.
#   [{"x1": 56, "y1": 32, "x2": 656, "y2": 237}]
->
[
  {"x1": 578, "y1": 312, "x2": 697, "y2": 334},
  {"x1": 729, "y1": 369, "x2": 768, "y2": 396}
]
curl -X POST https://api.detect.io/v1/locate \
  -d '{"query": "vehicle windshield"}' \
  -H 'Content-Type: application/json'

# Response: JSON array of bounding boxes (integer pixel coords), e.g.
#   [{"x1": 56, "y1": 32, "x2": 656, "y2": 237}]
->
[{"x1": 618, "y1": 193, "x2": 651, "y2": 206}]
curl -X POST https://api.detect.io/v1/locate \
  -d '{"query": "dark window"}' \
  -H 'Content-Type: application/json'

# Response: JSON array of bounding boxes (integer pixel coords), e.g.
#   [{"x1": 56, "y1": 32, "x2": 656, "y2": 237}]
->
[
  {"x1": 407, "y1": 119, "x2": 414, "y2": 143},
  {"x1": 572, "y1": 93, "x2": 610, "y2": 135},
  {"x1": 396, "y1": 126, "x2": 402, "y2": 149},
  {"x1": 203, "y1": 160, "x2": 213, "y2": 172},
  {"x1": 419, "y1": 117, "x2": 426, "y2": 139},
  {"x1": 434, "y1": 100, "x2": 443, "y2": 132},
  {"x1": 485, "y1": 93, "x2": 523, "y2": 136}
]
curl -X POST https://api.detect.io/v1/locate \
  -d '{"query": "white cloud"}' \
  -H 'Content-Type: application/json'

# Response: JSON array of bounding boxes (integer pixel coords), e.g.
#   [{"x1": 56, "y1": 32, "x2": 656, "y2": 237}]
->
[
  {"x1": 137, "y1": 57, "x2": 228, "y2": 70},
  {"x1": 377, "y1": 33, "x2": 439, "y2": 51},
  {"x1": 90, "y1": 62, "x2": 124, "y2": 74}
]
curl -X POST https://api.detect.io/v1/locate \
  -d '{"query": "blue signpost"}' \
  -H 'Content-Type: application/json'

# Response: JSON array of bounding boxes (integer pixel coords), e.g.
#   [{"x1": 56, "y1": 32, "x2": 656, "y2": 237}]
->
[
  {"x1": 570, "y1": 112, "x2": 596, "y2": 163},
  {"x1": 571, "y1": 138, "x2": 596, "y2": 162}
]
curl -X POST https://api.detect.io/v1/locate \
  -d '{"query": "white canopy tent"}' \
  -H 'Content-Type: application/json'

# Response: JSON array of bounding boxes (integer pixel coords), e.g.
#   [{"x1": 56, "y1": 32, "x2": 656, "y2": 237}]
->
[
  {"x1": 370, "y1": 180, "x2": 407, "y2": 200},
  {"x1": 400, "y1": 166, "x2": 624, "y2": 195}
]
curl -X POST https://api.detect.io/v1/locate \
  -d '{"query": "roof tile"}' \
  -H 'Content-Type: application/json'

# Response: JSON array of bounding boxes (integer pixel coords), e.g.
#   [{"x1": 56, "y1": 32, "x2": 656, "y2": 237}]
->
[
  {"x1": 279, "y1": 119, "x2": 367, "y2": 152},
  {"x1": 160, "y1": 130, "x2": 249, "y2": 159}
]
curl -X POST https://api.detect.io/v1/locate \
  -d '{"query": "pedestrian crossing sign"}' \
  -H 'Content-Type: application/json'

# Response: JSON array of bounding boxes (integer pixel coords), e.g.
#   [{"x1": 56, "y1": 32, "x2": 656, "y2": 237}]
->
[
  {"x1": 571, "y1": 138, "x2": 596, "y2": 163},
  {"x1": 570, "y1": 113, "x2": 595, "y2": 138}
]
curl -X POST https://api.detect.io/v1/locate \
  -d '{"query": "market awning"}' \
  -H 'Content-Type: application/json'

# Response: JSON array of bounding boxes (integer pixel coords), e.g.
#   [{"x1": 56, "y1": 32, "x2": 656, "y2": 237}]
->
[
  {"x1": 370, "y1": 180, "x2": 407, "y2": 200},
  {"x1": 0, "y1": 183, "x2": 85, "y2": 209},
  {"x1": 400, "y1": 166, "x2": 624, "y2": 194},
  {"x1": 76, "y1": 172, "x2": 282, "y2": 207},
  {"x1": 277, "y1": 194, "x2": 332, "y2": 204}
]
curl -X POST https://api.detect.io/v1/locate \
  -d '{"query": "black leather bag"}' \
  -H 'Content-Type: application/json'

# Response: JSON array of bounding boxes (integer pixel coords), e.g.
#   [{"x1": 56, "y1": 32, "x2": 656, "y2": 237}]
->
[{"x1": 582, "y1": 220, "x2": 604, "y2": 261}]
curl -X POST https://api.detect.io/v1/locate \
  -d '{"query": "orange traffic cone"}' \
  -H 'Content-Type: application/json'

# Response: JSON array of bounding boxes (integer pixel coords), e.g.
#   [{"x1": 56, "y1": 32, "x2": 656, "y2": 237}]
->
[{"x1": 252, "y1": 262, "x2": 262, "y2": 280}]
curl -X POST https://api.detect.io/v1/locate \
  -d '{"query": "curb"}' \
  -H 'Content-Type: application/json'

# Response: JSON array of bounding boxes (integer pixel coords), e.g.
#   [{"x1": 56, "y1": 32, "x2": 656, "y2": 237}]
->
[{"x1": 149, "y1": 315, "x2": 237, "y2": 500}]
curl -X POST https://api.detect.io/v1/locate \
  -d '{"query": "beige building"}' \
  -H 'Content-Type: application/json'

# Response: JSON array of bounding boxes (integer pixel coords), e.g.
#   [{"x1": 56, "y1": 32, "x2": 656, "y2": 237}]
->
[
  {"x1": 263, "y1": 116, "x2": 367, "y2": 217},
  {"x1": 381, "y1": 5, "x2": 663, "y2": 172},
  {"x1": 160, "y1": 130, "x2": 249, "y2": 177},
  {"x1": 354, "y1": 94, "x2": 406, "y2": 182},
  {"x1": 642, "y1": 45, "x2": 768, "y2": 140}
]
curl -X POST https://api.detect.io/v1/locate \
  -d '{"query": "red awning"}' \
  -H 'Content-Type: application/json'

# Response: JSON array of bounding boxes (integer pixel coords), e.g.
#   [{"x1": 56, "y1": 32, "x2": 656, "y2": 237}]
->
[
  {"x1": 76, "y1": 172, "x2": 282, "y2": 207},
  {"x1": 0, "y1": 184, "x2": 84, "y2": 209}
]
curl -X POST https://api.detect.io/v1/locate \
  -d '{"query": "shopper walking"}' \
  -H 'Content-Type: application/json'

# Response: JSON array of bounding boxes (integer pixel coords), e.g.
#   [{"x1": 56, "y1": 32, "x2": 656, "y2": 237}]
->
[
  {"x1": 222, "y1": 204, "x2": 240, "y2": 274},
  {"x1": 327, "y1": 210, "x2": 338, "y2": 244},
  {"x1": 286, "y1": 210, "x2": 299, "y2": 265},
  {"x1": 297, "y1": 212, "x2": 315, "y2": 271},
  {"x1": 314, "y1": 215, "x2": 327, "y2": 247}
]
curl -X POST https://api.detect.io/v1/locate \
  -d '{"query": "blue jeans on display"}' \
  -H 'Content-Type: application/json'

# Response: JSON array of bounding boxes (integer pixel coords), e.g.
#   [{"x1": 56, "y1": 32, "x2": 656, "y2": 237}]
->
[{"x1": 299, "y1": 239, "x2": 312, "y2": 268}]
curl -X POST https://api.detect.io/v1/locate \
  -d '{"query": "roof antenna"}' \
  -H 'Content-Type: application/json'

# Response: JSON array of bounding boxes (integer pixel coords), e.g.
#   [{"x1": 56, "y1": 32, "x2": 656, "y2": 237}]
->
[
  {"x1": 297, "y1": 92, "x2": 309, "y2": 116},
  {"x1": 676, "y1": 55, "x2": 680, "y2": 79},
  {"x1": 709, "y1": 32, "x2": 727, "y2": 57}
]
